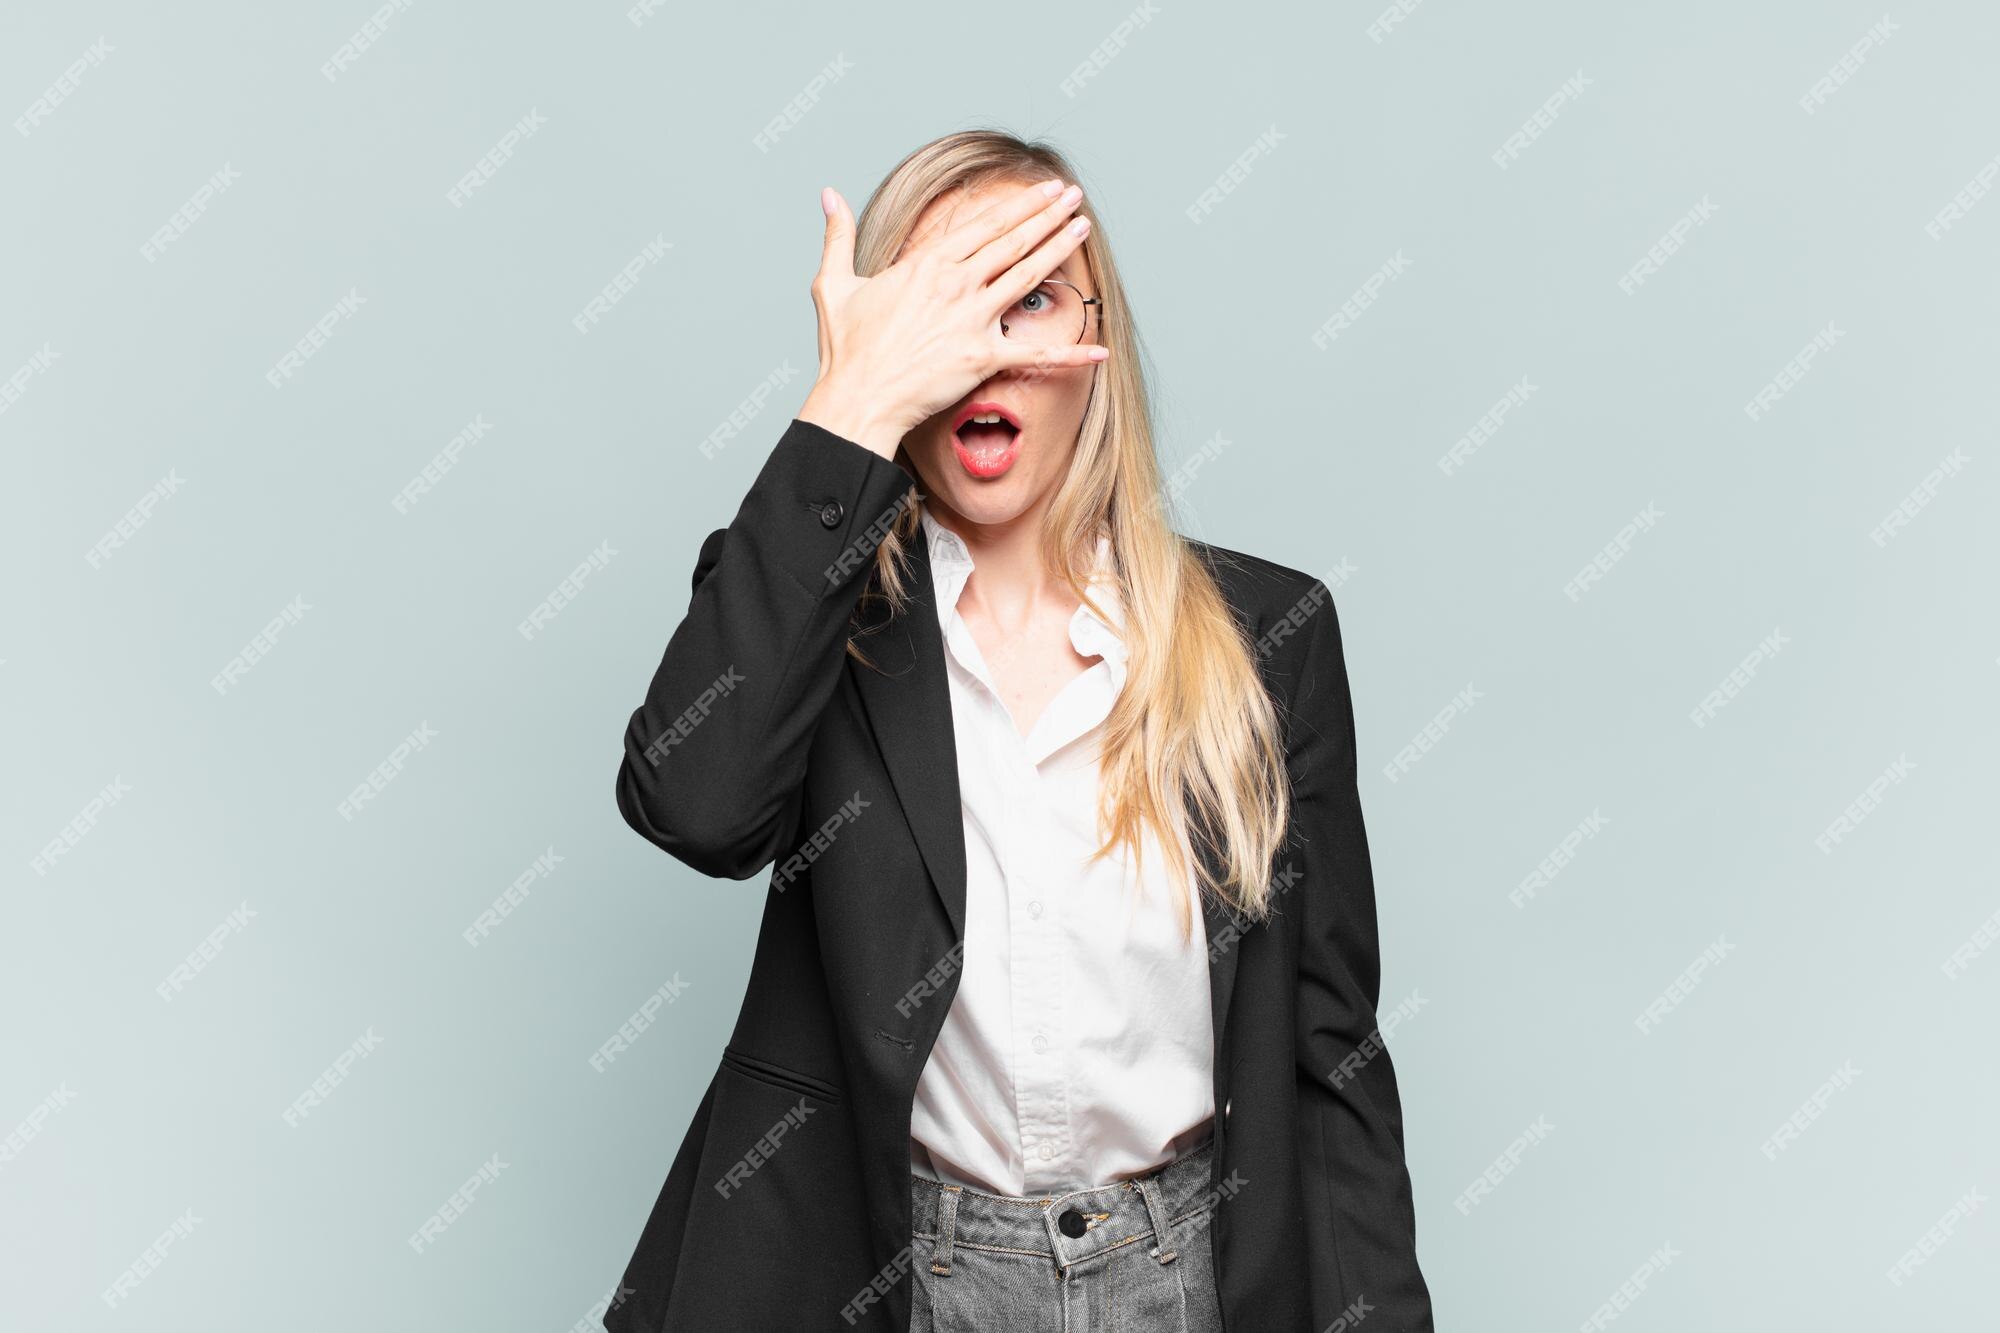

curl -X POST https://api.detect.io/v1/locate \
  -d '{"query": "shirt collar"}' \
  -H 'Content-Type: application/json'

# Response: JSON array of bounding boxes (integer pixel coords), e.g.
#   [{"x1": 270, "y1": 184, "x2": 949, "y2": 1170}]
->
[{"x1": 918, "y1": 503, "x2": 1126, "y2": 667}]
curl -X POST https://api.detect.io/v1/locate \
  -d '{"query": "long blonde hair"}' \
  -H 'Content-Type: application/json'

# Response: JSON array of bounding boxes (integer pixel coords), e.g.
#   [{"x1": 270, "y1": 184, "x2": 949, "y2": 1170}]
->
[{"x1": 844, "y1": 130, "x2": 1290, "y2": 941}]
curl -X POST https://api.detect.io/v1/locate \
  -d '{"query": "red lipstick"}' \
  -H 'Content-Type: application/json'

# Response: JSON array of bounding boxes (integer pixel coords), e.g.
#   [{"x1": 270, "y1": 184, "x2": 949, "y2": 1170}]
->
[{"x1": 949, "y1": 401, "x2": 1023, "y2": 480}]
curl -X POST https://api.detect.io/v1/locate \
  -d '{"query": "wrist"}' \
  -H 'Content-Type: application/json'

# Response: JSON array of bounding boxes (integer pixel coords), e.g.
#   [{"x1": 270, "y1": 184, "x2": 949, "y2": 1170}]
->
[{"x1": 797, "y1": 380, "x2": 908, "y2": 460}]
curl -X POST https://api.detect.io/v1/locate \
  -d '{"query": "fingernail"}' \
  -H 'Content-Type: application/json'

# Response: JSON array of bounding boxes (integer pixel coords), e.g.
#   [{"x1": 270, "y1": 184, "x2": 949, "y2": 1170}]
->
[
  {"x1": 1088, "y1": 346, "x2": 1110, "y2": 361},
  {"x1": 1040, "y1": 179, "x2": 1065, "y2": 197},
  {"x1": 1059, "y1": 184, "x2": 1083, "y2": 206},
  {"x1": 821, "y1": 187, "x2": 835, "y2": 216},
  {"x1": 1069, "y1": 216, "x2": 1090, "y2": 236}
]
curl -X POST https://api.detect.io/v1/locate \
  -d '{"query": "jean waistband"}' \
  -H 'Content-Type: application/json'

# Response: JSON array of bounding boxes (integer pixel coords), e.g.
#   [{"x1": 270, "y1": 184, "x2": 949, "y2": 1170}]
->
[{"x1": 909, "y1": 1137, "x2": 1216, "y2": 1274}]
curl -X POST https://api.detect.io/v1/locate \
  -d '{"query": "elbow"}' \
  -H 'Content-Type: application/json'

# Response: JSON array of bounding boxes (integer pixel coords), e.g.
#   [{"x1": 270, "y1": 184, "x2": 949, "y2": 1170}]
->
[{"x1": 614, "y1": 756, "x2": 777, "y2": 881}]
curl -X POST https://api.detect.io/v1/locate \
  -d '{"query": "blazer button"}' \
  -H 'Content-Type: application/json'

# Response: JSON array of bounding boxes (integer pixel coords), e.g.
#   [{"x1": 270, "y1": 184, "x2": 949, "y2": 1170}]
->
[
  {"x1": 1224, "y1": 1097, "x2": 1233, "y2": 1119},
  {"x1": 818, "y1": 500, "x2": 844, "y2": 528},
  {"x1": 1057, "y1": 1206, "x2": 1088, "y2": 1238}
]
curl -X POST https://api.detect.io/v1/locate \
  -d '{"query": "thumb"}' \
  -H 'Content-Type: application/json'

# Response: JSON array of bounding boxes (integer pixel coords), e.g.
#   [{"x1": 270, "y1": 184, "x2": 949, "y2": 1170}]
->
[{"x1": 818, "y1": 186, "x2": 856, "y2": 280}]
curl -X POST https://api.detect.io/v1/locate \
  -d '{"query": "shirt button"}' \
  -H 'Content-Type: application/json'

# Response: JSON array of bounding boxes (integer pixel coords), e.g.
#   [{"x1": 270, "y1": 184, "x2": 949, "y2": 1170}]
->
[
  {"x1": 818, "y1": 500, "x2": 844, "y2": 528},
  {"x1": 1038, "y1": 1143, "x2": 1056, "y2": 1162},
  {"x1": 1028, "y1": 901, "x2": 1043, "y2": 918},
  {"x1": 1032, "y1": 1033, "x2": 1048, "y2": 1053}
]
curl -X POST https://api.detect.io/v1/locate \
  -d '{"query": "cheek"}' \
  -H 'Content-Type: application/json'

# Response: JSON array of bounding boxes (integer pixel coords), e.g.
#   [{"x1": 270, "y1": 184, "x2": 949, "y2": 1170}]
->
[{"x1": 1026, "y1": 371, "x2": 1095, "y2": 432}]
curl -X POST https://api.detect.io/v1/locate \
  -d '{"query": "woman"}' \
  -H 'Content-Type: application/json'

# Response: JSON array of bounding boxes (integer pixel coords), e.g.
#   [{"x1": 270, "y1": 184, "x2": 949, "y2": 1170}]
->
[{"x1": 606, "y1": 131, "x2": 1433, "y2": 1333}]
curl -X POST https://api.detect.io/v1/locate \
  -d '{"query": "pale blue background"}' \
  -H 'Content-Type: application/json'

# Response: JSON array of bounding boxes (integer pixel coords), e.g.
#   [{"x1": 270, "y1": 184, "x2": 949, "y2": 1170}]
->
[{"x1": 4, "y1": 1, "x2": 1995, "y2": 1329}]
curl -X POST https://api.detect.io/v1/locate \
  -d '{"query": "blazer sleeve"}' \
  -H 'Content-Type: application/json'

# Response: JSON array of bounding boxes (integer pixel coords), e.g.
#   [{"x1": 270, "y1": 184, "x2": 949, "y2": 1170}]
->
[
  {"x1": 614, "y1": 417, "x2": 916, "y2": 879},
  {"x1": 1285, "y1": 586, "x2": 1435, "y2": 1331}
]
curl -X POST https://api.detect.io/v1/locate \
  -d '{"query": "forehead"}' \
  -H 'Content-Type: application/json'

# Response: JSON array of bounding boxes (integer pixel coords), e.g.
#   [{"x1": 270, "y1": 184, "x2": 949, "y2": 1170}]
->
[{"x1": 904, "y1": 180, "x2": 1092, "y2": 288}]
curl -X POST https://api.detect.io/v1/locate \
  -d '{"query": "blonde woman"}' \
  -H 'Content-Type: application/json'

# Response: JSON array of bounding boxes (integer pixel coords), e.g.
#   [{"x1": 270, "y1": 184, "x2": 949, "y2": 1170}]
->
[{"x1": 607, "y1": 131, "x2": 1433, "y2": 1333}]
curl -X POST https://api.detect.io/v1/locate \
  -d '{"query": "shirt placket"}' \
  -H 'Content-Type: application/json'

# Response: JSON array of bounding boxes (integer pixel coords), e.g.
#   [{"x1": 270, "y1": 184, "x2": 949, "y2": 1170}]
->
[
  {"x1": 940, "y1": 602, "x2": 1074, "y2": 1192},
  {"x1": 1003, "y1": 719, "x2": 1071, "y2": 1192}
]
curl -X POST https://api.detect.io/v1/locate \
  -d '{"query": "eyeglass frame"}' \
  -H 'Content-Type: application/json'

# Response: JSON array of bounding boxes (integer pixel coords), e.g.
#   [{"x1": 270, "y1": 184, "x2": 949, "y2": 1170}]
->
[{"x1": 999, "y1": 277, "x2": 1105, "y2": 345}]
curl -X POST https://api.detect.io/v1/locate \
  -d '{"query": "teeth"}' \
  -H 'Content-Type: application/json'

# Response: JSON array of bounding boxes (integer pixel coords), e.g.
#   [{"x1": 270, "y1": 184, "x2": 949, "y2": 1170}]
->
[{"x1": 968, "y1": 413, "x2": 1006, "y2": 425}]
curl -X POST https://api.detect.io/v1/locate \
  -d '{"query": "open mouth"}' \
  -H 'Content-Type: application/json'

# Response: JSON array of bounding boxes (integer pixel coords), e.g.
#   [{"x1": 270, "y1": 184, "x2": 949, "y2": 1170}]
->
[{"x1": 951, "y1": 404, "x2": 1023, "y2": 479}]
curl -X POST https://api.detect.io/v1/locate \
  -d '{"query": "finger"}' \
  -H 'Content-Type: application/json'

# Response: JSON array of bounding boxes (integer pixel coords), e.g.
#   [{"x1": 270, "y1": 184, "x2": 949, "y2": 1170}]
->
[
  {"x1": 926, "y1": 177, "x2": 1069, "y2": 264},
  {"x1": 818, "y1": 186, "x2": 856, "y2": 280},
  {"x1": 993, "y1": 339, "x2": 1110, "y2": 376},
  {"x1": 987, "y1": 213, "x2": 1092, "y2": 314},
  {"x1": 966, "y1": 186, "x2": 1086, "y2": 286}
]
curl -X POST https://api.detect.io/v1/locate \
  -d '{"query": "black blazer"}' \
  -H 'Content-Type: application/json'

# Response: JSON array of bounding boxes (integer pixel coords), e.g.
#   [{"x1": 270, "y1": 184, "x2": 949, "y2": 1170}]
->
[{"x1": 605, "y1": 418, "x2": 1434, "y2": 1332}]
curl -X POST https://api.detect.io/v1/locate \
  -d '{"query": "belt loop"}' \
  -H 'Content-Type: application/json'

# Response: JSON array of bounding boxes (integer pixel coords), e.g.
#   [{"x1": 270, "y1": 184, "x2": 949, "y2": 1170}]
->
[
  {"x1": 930, "y1": 1184, "x2": 962, "y2": 1276},
  {"x1": 1135, "y1": 1169, "x2": 1180, "y2": 1265}
]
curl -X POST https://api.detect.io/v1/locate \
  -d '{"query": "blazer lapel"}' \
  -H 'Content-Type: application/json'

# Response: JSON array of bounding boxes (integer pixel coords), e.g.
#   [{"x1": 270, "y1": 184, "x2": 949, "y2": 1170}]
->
[{"x1": 851, "y1": 531, "x2": 968, "y2": 942}]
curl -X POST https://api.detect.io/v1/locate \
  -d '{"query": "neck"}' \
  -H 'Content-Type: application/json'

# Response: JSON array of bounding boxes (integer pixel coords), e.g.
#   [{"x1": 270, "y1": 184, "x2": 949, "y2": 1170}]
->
[{"x1": 924, "y1": 495, "x2": 1071, "y2": 628}]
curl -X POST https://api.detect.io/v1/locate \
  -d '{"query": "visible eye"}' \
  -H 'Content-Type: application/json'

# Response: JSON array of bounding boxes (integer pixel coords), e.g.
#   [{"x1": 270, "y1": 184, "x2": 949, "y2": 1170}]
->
[{"x1": 1019, "y1": 285, "x2": 1056, "y2": 313}]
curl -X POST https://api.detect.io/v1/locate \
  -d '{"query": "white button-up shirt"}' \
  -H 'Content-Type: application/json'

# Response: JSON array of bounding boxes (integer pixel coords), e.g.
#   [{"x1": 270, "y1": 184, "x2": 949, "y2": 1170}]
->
[{"x1": 907, "y1": 504, "x2": 1216, "y2": 1196}]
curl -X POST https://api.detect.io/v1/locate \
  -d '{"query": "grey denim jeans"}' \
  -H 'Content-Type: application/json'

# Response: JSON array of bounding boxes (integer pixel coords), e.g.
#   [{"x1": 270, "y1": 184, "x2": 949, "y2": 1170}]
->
[{"x1": 907, "y1": 1136, "x2": 1225, "y2": 1332}]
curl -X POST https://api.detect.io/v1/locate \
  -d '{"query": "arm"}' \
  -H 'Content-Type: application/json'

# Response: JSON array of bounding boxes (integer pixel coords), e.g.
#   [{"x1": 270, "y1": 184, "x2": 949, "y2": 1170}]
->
[
  {"x1": 614, "y1": 417, "x2": 914, "y2": 879},
  {"x1": 1286, "y1": 588, "x2": 1435, "y2": 1331}
]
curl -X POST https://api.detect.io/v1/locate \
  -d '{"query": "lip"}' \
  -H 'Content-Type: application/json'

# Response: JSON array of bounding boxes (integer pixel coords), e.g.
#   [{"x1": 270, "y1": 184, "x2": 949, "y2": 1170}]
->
[
  {"x1": 949, "y1": 401, "x2": 1024, "y2": 480},
  {"x1": 950, "y1": 401, "x2": 1023, "y2": 433}
]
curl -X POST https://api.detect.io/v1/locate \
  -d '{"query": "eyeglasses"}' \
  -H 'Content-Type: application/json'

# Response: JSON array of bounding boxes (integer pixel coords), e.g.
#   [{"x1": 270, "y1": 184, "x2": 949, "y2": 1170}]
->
[{"x1": 999, "y1": 278, "x2": 1104, "y2": 346}]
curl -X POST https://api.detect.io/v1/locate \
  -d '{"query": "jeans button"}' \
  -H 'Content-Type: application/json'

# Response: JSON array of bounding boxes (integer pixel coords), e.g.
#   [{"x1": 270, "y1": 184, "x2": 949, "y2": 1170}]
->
[
  {"x1": 818, "y1": 500, "x2": 844, "y2": 528},
  {"x1": 1057, "y1": 1206, "x2": 1087, "y2": 1238}
]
